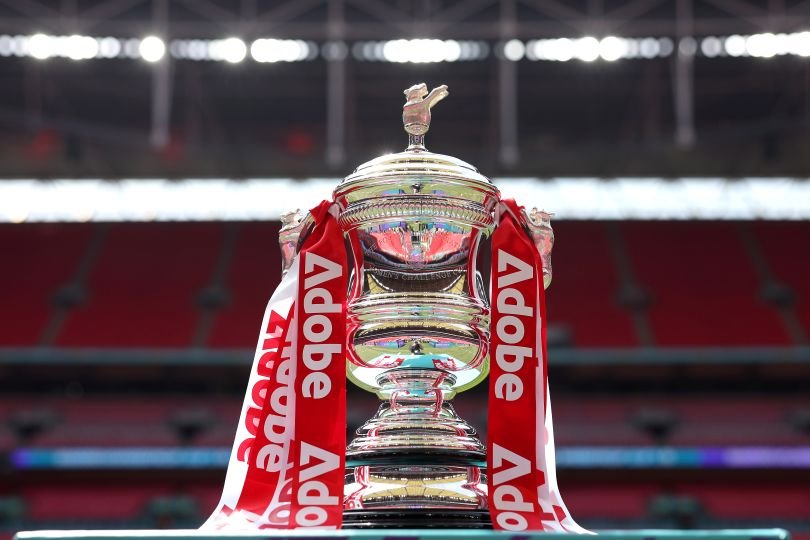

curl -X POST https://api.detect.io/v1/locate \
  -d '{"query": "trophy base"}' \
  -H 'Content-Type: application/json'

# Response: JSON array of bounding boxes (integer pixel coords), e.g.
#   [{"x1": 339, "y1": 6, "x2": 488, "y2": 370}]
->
[
  {"x1": 342, "y1": 508, "x2": 491, "y2": 529},
  {"x1": 344, "y1": 368, "x2": 490, "y2": 528}
]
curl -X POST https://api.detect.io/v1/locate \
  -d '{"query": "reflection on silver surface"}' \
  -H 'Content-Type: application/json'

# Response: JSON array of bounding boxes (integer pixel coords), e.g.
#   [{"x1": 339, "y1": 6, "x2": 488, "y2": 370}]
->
[{"x1": 279, "y1": 83, "x2": 554, "y2": 521}]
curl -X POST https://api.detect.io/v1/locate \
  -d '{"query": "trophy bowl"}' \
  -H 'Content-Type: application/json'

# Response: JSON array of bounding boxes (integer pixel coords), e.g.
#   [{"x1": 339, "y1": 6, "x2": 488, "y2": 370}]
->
[{"x1": 275, "y1": 84, "x2": 555, "y2": 529}]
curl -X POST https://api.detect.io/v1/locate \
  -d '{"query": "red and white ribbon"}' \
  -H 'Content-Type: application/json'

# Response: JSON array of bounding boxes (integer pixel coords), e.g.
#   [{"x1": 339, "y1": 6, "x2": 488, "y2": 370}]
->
[
  {"x1": 204, "y1": 200, "x2": 347, "y2": 530},
  {"x1": 488, "y1": 199, "x2": 590, "y2": 533},
  {"x1": 205, "y1": 197, "x2": 587, "y2": 533}
]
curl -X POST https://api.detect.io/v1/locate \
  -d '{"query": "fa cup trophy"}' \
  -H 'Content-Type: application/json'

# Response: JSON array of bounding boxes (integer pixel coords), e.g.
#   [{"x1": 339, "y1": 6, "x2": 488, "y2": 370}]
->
[{"x1": 207, "y1": 84, "x2": 585, "y2": 533}]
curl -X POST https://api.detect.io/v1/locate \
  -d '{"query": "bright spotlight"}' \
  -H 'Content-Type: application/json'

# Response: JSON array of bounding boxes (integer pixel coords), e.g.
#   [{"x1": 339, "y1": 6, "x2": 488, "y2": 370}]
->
[
  {"x1": 322, "y1": 40, "x2": 348, "y2": 61},
  {"x1": 574, "y1": 36, "x2": 599, "y2": 61},
  {"x1": 98, "y1": 37, "x2": 121, "y2": 58},
  {"x1": 547, "y1": 38, "x2": 574, "y2": 61},
  {"x1": 443, "y1": 39, "x2": 462, "y2": 62},
  {"x1": 658, "y1": 37, "x2": 674, "y2": 56},
  {"x1": 139, "y1": 36, "x2": 165, "y2": 62},
  {"x1": 28, "y1": 33, "x2": 54, "y2": 60},
  {"x1": 598, "y1": 36, "x2": 626, "y2": 61},
  {"x1": 700, "y1": 36, "x2": 723, "y2": 57},
  {"x1": 678, "y1": 37, "x2": 697, "y2": 56},
  {"x1": 251, "y1": 39, "x2": 304, "y2": 62},
  {"x1": 66, "y1": 34, "x2": 98, "y2": 60},
  {"x1": 503, "y1": 39, "x2": 525, "y2": 61},
  {"x1": 724, "y1": 35, "x2": 747, "y2": 56},
  {"x1": 789, "y1": 31, "x2": 810, "y2": 57},
  {"x1": 639, "y1": 37, "x2": 659, "y2": 58},
  {"x1": 746, "y1": 33, "x2": 777, "y2": 58},
  {"x1": 212, "y1": 37, "x2": 246, "y2": 63}
]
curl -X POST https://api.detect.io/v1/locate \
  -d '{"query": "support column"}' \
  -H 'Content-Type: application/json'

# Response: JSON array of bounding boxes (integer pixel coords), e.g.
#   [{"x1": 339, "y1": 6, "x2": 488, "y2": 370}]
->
[
  {"x1": 674, "y1": 0, "x2": 695, "y2": 148},
  {"x1": 150, "y1": 0, "x2": 172, "y2": 150},
  {"x1": 326, "y1": 0, "x2": 347, "y2": 168},
  {"x1": 498, "y1": 0, "x2": 519, "y2": 168}
]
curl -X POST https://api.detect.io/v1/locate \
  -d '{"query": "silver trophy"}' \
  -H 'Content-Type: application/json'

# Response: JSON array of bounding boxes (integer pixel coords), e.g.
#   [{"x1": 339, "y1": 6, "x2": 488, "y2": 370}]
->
[{"x1": 279, "y1": 84, "x2": 554, "y2": 528}]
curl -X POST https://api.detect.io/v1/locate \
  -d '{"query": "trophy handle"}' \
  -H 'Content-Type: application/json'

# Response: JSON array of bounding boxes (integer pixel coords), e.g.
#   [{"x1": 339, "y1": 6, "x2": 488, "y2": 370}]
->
[
  {"x1": 520, "y1": 207, "x2": 554, "y2": 289},
  {"x1": 278, "y1": 208, "x2": 315, "y2": 276}
]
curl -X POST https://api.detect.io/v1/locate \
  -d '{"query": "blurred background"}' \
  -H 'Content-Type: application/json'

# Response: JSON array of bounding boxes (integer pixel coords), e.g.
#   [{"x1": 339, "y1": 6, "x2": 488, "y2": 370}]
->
[{"x1": 1, "y1": 0, "x2": 810, "y2": 538}]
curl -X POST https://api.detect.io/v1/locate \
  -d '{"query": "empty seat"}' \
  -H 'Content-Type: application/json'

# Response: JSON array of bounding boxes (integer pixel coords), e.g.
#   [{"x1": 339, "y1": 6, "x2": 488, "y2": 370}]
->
[
  {"x1": 57, "y1": 223, "x2": 223, "y2": 347},
  {"x1": 0, "y1": 224, "x2": 91, "y2": 346},
  {"x1": 676, "y1": 483, "x2": 810, "y2": 520},
  {"x1": 622, "y1": 222, "x2": 790, "y2": 346},
  {"x1": 753, "y1": 222, "x2": 810, "y2": 337},
  {"x1": 563, "y1": 485, "x2": 657, "y2": 519},
  {"x1": 32, "y1": 424, "x2": 178, "y2": 447},
  {"x1": 547, "y1": 222, "x2": 637, "y2": 346},
  {"x1": 22, "y1": 485, "x2": 166, "y2": 521},
  {"x1": 208, "y1": 222, "x2": 282, "y2": 348}
]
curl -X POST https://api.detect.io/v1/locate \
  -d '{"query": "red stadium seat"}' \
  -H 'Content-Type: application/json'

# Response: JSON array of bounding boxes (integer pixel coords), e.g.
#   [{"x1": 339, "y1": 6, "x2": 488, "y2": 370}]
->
[
  {"x1": 675, "y1": 483, "x2": 810, "y2": 520},
  {"x1": 563, "y1": 485, "x2": 658, "y2": 519},
  {"x1": 0, "y1": 224, "x2": 92, "y2": 346},
  {"x1": 621, "y1": 222, "x2": 790, "y2": 346},
  {"x1": 56, "y1": 223, "x2": 223, "y2": 347},
  {"x1": 753, "y1": 222, "x2": 810, "y2": 338},
  {"x1": 207, "y1": 222, "x2": 282, "y2": 348},
  {"x1": 547, "y1": 222, "x2": 637, "y2": 347},
  {"x1": 32, "y1": 424, "x2": 178, "y2": 447},
  {"x1": 22, "y1": 485, "x2": 168, "y2": 521}
]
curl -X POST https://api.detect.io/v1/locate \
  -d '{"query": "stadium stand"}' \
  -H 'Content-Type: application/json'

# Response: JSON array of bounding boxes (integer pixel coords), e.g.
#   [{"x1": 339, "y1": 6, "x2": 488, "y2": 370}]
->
[
  {"x1": 0, "y1": 224, "x2": 92, "y2": 346},
  {"x1": 3, "y1": 221, "x2": 808, "y2": 349},
  {"x1": 207, "y1": 222, "x2": 282, "y2": 348},
  {"x1": 0, "y1": 393, "x2": 807, "y2": 450},
  {"x1": 753, "y1": 222, "x2": 810, "y2": 337},
  {"x1": 56, "y1": 223, "x2": 224, "y2": 348},
  {"x1": 1, "y1": 220, "x2": 808, "y2": 538},
  {"x1": 621, "y1": 222, "x2": 792, "y2": 346},
  {"x1": 545, "y1": 222, "x2": 638, "y2": 347}
]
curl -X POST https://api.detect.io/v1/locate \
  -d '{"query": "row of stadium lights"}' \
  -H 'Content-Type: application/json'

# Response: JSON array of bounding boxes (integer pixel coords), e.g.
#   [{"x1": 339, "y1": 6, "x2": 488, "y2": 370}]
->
[{"x1": 0, "y1": 32, "x2": 809, "y2": 63}]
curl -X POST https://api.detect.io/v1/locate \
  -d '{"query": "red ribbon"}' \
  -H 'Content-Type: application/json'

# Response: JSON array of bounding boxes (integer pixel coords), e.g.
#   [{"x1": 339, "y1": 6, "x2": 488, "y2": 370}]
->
[
  {"x1": 206, "y1": 198, "x2": 585, "y2": 532},
  {"x1": 288, "y1": 201, "x2": 347, "y2": 529},
  {"x1": 487, "y1": 199, "x2": 584, "y2": 533}
]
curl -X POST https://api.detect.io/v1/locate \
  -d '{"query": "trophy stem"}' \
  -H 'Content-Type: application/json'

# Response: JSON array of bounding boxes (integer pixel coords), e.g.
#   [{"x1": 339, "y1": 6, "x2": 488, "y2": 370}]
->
[
  {"x1": 343, "y1": 367, "x2": 491, "y2": 528},
  {"x1": 407, "y1": 133, "x2": 426, "y2": 151}
]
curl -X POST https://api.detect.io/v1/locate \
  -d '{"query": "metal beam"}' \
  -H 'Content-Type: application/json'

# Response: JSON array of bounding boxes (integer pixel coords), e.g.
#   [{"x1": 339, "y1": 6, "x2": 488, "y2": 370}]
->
[
  {"x1": 498, "y1": 0, "x2": 519, "y2": 169},
  {"x1": 674, "y1": 0, "x2": 695, "y2": 148},
  {"x1": 326, "y1": 0, "x2": 346, "y2": 168},
  {"x1": 149, "y1": 0, "x2": 172, "y2": 150}
]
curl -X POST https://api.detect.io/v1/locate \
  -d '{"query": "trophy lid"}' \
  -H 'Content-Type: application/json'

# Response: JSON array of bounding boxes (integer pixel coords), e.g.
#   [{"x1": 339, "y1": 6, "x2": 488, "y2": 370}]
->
[{"x1": 334, "y1": 83, "x2": 498, "y2": 207}]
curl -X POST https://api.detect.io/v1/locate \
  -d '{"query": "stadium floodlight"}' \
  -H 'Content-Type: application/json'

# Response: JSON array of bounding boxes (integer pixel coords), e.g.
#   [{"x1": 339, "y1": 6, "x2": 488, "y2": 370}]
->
[
  {"x1": 746, "y1": 33, "x2": 778, "y2": 58},
  {"x1": 322, "y1": 41, "x2": 348, "y2": 61},
  {"x1": 700, "y1": 36, "x2": 723, "y2": 57},
  {"x1": 502, "y1": 39, "x2": 525, "y2": 61},
  {"x1": 790, "y1": 31, "x2": 810, "y2": 56},
  {"x1": 598, "y1": 36, "x2": 626, "y2": 61},
  {"x1": 65, "y1": 34, "x2": 99, "y2": 60},
  {"x1": 678, "y1": 37, "x2": 698, "y2": 56},
  {"x1": 251, "y1": 38, "x2": 307, "y2": 63},
  {"x1": 209, "y1": 37, "x2": 247, "y2": 63},
  {"x1": 27, "y1": 33, "x2": 54, "y2": 60},
  {"x1": 442, "y1": 40, "x2": 462, "y2": 62},
  {"x1": 139, "y1": 35, "x2": 165, "y2": 62},
  {"x1": 724, "y1": 34, "x2": 747, "y2": 56},
  {"x1": 638, "y1": 37, "x2": 660, "y2": 58},
  {"x1": 573, "y1": 36, "x2": 600, "y2": 61},
  {"x1": 97, "y1": 37, "x2": 121, "y2": 58},
  {"x1": 546, "y1": 38, "x2": 574, "y2": 61}
]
